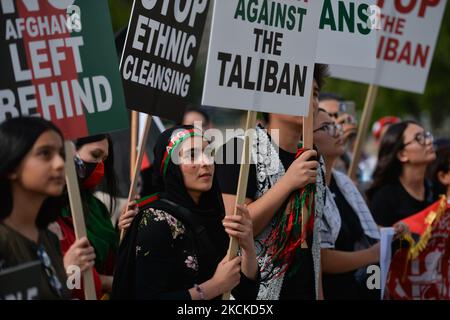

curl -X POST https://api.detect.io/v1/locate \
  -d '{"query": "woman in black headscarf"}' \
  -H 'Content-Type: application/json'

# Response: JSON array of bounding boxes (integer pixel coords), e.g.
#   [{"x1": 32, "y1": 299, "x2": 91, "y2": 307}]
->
[{"x1": 113, "y1": 126, "x2": 259, "y2": 300}]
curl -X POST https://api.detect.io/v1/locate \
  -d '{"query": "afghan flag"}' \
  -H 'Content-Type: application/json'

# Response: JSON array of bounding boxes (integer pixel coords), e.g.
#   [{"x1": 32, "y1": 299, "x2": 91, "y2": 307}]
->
[
  {"x1": 402, "y1": 197, "x2": 449, "y2": 235},
  {"x1": 0, "y1": 0, "x2": 128, "y2": 140},
  {"x1": 386, "y1": 196, "x2": 450, "y2": 299}
]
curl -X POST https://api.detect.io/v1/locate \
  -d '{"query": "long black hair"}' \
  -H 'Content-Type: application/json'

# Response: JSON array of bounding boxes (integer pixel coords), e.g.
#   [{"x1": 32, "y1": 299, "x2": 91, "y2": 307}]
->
[
  {"x1": 75, "y1": 134, "x2": 118, "y2": 214},
  {"x1": 367, "y1": 120, "x2": 418, "y2": 201},
  {"x1": 0, "y1": 117, "x2": 65, "y2": 228},
  {"x1": 427, "y1": 146, "x2": 450, "y2": 197}
]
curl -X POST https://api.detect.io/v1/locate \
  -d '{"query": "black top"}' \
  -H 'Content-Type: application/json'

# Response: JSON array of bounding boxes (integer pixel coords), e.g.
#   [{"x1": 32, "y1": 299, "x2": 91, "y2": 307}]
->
[
  {"x1": 370, "y1": 180, "x2": 435, "y2": 227},
  {"x1": 215, "y1": 138, "x2": 258, "y2": 199},
  {"x1": 0, "y1": 224, "x2": 70, "y2": 300},
  {"x1": 216, "y1": 137, "x2": 296, "y2": 200},
  {"x1": 133, "y1": 205, "x2": 259, "y2": 300},
  {"x1": 216, "y1": 137, "x2": 316, "y2": 300},
  {"x1": 322, "y1": 176, "x2": 379, "y2": 300}
]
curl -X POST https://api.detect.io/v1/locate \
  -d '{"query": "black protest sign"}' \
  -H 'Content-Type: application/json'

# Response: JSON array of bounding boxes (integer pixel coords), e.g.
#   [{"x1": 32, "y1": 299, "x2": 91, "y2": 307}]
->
[
  {"x1": 120, "y1": 0, "x2": 209, "y2": 122},
  {"x1": 0, "y1": 261, "x2": 41, "y2": 300}
]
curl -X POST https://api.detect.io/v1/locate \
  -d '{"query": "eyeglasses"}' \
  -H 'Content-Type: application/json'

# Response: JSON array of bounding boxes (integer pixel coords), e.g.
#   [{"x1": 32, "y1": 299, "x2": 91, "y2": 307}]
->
[
  {"x1": 313, "y1": 123, "x2": 343, "y2": 138},
  {"x1": 328, "y1": 112, "x2": 339, "y2": 119},
  {"x1": 37, "y1": 245, "x2": 64, "y2": 298},
  {"x1": 327, "y1": 102, "x2": 350, "y2": 119},
  {"x1": 404, "y1": 131, "x2": 434, "y2": 147}
]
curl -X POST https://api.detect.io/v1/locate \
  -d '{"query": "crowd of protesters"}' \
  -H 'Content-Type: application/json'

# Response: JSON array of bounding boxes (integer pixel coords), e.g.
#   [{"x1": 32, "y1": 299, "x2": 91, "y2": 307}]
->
[{"x1": 1, "y1": 64, "x2": 448, "y2": 300}]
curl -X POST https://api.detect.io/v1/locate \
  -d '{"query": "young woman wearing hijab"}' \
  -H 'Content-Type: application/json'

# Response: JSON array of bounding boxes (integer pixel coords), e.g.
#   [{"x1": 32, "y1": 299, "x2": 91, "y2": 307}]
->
[
  {"x1": 113, "y1": 125, "x2": 259, "y2": 300},
  {"x1": 0, "y1": 117, "x2": 95, "y2": 300}
]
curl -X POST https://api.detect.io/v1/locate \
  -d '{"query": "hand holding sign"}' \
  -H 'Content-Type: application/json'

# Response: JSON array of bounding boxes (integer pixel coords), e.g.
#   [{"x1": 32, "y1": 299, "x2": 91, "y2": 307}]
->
[{"x1": 1, "y1": 0, "x2": 129, "y2": 300}]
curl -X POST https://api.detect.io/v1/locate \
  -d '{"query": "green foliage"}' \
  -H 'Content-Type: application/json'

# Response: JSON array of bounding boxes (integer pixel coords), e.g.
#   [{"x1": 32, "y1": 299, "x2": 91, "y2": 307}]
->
[{"x1": 108, "y1": 0, "x2": 133, "y2": 33}]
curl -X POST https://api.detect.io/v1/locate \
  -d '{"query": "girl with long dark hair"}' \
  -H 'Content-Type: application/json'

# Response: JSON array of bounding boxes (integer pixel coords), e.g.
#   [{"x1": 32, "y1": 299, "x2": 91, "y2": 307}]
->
[
  {"x1": 367, "y1": 121, "x2": 436, "y2": 226},
  {"x1": 0, "y1": 117, "x2": 95, "y2": 299}
]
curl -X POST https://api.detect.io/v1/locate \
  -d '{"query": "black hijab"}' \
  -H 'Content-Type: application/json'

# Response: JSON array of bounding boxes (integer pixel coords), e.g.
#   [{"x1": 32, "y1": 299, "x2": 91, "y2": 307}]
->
[
  {"x1": 149, "y1": 125, "x2": 228, "y2": 258},
  {"x1": 113, "y1": 126, "x2": 232, "y2": 299}
]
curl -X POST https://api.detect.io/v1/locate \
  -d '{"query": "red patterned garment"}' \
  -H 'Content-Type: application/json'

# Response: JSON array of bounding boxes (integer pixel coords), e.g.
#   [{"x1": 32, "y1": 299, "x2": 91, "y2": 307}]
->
[
  {"x1": 56, "y1": 217, "x2": 103, "y2": 300},
  {"x1": 386, "y1": 196, "x2": 450, "y2": 300}
]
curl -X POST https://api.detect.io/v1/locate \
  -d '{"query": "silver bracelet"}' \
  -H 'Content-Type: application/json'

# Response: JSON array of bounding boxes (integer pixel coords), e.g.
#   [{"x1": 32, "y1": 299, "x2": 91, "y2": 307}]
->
[{"x1": 194, "y1": 284, "x2": 206, "y2": 300}]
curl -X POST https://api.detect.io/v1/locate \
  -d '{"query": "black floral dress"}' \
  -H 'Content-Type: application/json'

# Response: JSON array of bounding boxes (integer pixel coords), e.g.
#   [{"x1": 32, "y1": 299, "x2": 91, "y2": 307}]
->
[{"x1": 134, "y1": 207, "x2": 259, "y2": 300}]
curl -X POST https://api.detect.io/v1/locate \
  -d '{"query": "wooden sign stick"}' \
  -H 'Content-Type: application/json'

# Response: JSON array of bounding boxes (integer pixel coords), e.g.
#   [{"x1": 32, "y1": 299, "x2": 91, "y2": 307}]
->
[
  {"x1": 120, "y1": 114, "x2": 152, "y2": 241},
  {"x1": 301, "y1": 90, "x2": 315, "y2": 249},
  {"x1": 222, "y1": 110, "x2": 257, "y2": 300},
  {"x1": 130, "y1": 111, "x2": 138, "y2": 180},
  {"x1": 348, "y1": 84, "x2": 379, "y2": 180},
  {"x1": 64, "y1": 141, "x2": 97, "y2": 300}
]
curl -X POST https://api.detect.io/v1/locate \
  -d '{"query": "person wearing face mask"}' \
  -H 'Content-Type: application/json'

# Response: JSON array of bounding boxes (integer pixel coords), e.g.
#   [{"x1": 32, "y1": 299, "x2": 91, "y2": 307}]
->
[
  {"x1": 367, "y1": 121, "x2": 437, "y2": 227},
  {"x1": 112, "y1": 126, "x2": 259, "y2": 300},
  {"x1": 53, "y1": 134, "x2": 121, "y2": 299}
]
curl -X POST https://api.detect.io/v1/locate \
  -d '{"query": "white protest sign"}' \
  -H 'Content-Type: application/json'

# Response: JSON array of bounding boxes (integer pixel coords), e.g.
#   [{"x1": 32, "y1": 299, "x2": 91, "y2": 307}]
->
[
  {"x1": 380, "y1": 227, "x2": 395, "y2": 299},
  {"x1": 317, "y1": 0, "x2": 377, "y2": 68},
  {"x1": 203, "y1": 0, "x2": 322, "y2": 116},
  {"x1": 330, "y1": 0, "x2": 447, "y2": 93}
]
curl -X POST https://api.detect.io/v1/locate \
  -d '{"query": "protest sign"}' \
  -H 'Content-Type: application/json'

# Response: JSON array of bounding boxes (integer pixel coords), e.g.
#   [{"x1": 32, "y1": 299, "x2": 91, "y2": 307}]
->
[
  {"x1": 120, "y1": 0, "x2": 210, "y2": 121},
  {"x1": 203, "y1": 0, "x2": 322, "y2": 116},
  {"x1": 0, "y1": 261, "x2": 41, "y2": 300},
  {"x1": 0, "y1": 0, "x2": 128, "y2": 139},
  {"x1": 317, "y1": 0, "x2": 377, "y2": 68},
  {"x1": 330, "y1": 0, "x2": 447, "y2": 93}
]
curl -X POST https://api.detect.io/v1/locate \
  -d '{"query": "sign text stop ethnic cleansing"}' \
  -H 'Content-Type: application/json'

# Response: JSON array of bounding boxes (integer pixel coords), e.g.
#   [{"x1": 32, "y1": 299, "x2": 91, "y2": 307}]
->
[
  {"x1": 217, "y1": 0, "x2": 310, "y2": 98},
  {"x1": 121, "y1": 0, "x2": 207, "y2": 98}
]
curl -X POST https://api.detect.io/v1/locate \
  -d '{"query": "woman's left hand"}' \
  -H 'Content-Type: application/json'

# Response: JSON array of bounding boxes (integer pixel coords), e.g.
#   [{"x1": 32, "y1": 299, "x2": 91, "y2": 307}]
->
[
  {"x1": 118, "y1": 197, "x2": 140, "y2": 231},
  {"x1": 222, "y1": 204, "x2": 255, "y2": 255}
]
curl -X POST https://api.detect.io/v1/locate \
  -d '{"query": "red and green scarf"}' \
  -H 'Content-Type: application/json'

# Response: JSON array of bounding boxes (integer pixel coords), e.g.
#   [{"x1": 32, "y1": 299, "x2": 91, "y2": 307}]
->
[
  {"x1": 160, "y1": 129, "x2": 202, "y2": 176},
  {"x1": 262, "y1": 146, "x2": 316, "y2": 277}
]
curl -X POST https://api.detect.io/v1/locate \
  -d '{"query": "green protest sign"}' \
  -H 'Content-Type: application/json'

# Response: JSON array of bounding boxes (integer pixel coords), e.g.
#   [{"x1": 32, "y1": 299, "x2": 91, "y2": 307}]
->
[{"x1": 0, "y1": 0, "x2": 128, "y2": 139}]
